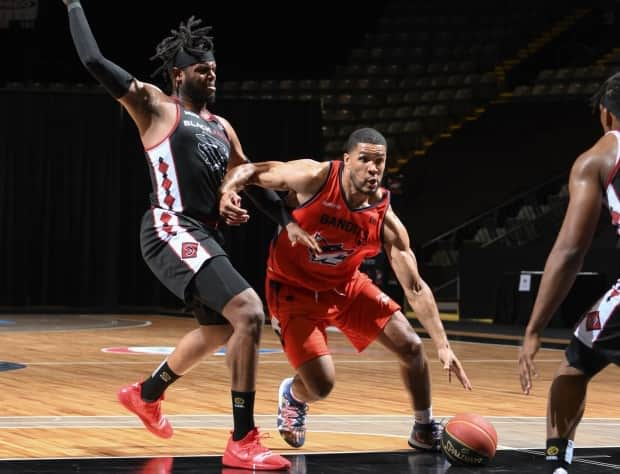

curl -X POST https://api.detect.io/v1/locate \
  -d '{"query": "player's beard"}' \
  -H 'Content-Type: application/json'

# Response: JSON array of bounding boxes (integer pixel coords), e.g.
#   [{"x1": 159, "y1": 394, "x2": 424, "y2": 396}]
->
[
  {"x1": 182, "y1": 78, "x2": 215, "y2": 105},
  {"x1": 350, "y1": 170, "x2": 378, "y2": 195}
]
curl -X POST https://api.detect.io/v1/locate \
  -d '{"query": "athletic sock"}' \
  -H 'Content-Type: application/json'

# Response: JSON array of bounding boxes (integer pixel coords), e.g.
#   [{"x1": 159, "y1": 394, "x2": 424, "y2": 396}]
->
[
  {"x1": 141, "y1": 361, "x2": 180, "y2": 402},
  {"x1": 232, "y1": 390, "x2": 256, "y2": 441}
]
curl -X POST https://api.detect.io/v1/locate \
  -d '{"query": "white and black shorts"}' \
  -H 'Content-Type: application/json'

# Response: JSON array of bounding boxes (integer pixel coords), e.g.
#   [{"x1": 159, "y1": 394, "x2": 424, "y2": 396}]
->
[
  {"x1": 567, "y1": 279, "x2": 620, "y2": 376},
  {"x1": 140, "y1": 208, "x2": 251, "y2": 322}
]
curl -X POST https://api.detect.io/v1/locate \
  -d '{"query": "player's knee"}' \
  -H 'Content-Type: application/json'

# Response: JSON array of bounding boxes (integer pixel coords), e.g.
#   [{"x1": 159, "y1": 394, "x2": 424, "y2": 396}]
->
[
  {"x1": 226, "y1": 292, "x2": 265, "y2": 333},
  {"x1": 398, "y1": 337, "x2": 425, "y2": 367},
  {"x1": 236, "y1": 307, "x2": 264, "y2": 337},
  {"x1": 307, "y1": 377, "x2": 334, "y2": 400}
]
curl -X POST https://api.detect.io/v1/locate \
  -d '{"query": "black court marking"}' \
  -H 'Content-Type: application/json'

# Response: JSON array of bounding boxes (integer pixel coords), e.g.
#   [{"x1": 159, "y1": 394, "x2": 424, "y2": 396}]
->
[
  {"x1": 1, "y1": 448, "x2": 619, "y2": 473},
  {"x1": 0, "y1": 361, "x2": 26, "y2": 372}
]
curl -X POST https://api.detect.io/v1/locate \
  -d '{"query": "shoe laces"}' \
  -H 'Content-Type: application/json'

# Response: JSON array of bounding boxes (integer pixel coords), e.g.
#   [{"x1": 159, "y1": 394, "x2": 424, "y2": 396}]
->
[
  {"x1": 430, "y1": 420, "x2": 443, "y2": 440},
  {"x1": 281, "y1": 398, "x2": 308, "y2": 429},
  {"x1": 415, "y1": 419, "x2": 443, "y2": 442},
  {"x1": 244, "y1": 429, "x2": 273, "y2": 454}
]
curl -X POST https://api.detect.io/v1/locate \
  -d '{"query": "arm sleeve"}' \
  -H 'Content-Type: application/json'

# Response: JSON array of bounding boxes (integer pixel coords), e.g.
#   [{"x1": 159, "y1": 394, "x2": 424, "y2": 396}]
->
[
  {"x1": 242, "y1": 186, "x2": 293, "y2": 227},
  {"x1": 66, "y1": 1, "x2": 134, "y2": 98}
]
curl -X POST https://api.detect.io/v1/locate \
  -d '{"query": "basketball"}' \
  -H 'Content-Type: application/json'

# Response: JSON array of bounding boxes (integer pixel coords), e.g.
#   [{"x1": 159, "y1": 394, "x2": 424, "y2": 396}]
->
[{"x1": 441, "y1": 413, "x2": 498, "y2": 466}]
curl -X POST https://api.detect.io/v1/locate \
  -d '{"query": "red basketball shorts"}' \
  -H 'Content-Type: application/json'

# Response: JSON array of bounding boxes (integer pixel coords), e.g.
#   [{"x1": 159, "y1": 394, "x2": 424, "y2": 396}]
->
[{"x1": 266, "y1": 271, "x2": 401, "y2": 368}]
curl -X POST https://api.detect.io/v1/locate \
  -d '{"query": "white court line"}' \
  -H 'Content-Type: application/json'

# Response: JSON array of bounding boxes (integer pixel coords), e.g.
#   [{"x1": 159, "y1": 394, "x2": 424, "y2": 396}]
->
[
  {"x1": 18, "y1": 358, "x2": 564, "y2": 366},
  {"x1": 515, "y1": 448, "x2": 620, "y2": 469},
  {"x1": 0, "y1": 415, "x2": 616, "y2": 419}
]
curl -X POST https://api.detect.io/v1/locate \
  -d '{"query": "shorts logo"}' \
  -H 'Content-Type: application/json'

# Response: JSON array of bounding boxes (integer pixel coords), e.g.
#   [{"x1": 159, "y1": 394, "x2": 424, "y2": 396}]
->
[
  {"x1": 585, "y1": 311, "x2": 601, "y2": 331},
  {"x1": 376, "y1": 292, "x2": 390, "y2": 306},
  {"x1": 181, "y1": 242, "x2": 199, "y2": 259}
]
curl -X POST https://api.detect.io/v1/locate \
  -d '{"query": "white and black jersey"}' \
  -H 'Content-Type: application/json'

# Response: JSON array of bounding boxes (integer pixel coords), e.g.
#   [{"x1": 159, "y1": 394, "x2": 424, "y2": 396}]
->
[
  {"x1": 145, "y1": 103, "x2": 231, "y2": 225},
  {"x1": 139, "y1": 102, "x2": 250, "y2": 304},
  {"x1": 568, "y1": 130, "x2": 620, "y2": 373}
]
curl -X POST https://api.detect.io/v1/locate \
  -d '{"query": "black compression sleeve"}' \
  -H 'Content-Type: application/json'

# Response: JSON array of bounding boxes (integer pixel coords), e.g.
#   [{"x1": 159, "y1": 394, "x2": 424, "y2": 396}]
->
[
  {"x1": 66, "y1": 1, "x2": 134, "y2": 98},
  {"x1": 243, "y1": 186, "x2": 293, "y2": 227}
]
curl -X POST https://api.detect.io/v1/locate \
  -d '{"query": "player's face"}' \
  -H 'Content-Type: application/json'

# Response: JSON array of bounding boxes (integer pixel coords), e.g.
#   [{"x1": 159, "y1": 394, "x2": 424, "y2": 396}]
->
[
  {"x1": 344, "y1": 143, "x2": 387, "y2": 195},
  {"x1": 182, "y1": 61, "x2": 217, "y2": 104}
]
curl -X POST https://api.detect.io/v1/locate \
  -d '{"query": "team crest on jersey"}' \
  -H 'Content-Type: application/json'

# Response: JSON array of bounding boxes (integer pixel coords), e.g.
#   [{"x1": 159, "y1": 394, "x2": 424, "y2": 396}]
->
[
  {"x1": 585, "y1": 311, "x2": 601, "y2": 331},
  {"x1": 310, "y1": 233, "x2": 354, "y2": 266},
  {"x1": 182, "y1": 242, "x2": 199, "y2": 259}
]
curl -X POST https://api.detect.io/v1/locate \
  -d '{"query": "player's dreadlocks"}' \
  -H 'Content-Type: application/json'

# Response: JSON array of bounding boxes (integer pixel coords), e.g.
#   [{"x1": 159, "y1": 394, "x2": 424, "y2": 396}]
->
[
  {"x1": 591, "y1": 71, "x2": 620, "y2": 117},
  {"x1": 150, "y1": 16, "x2": 215, "y2": 81}
]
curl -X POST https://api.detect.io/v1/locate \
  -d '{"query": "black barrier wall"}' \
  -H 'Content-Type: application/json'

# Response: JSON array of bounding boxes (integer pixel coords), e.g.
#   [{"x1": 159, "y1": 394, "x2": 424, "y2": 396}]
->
[
  {"x1": 459, "y1": 245, "x2": 620, "y2": 326},
  {"x1": 0, "y1": 89, "x2": 321, "y2": 311}
]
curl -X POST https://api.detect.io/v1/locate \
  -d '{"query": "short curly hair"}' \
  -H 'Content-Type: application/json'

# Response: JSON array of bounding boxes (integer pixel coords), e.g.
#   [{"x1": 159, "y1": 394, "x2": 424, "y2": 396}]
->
[
  {"x1": 345, "y1": 128, "x2": 387, "y2": 153},
  {"x1": 591, "y1": 71, "x2": 620, "y2": 117}
]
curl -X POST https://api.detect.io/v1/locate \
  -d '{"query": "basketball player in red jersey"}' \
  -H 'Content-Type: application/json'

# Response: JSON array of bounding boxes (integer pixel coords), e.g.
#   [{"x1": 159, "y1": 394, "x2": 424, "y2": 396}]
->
[
  {"x1": 220, "y1": 128, "x2": 472, "y2": 450},
  {"x1": 520, "y1": 73, "x2": 620, "y2": 474}
]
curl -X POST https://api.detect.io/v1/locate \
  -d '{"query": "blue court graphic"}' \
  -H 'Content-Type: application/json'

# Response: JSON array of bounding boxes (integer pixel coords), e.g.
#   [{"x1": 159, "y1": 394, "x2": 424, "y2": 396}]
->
[{"x1": 0, "y1": 362, "x2": 26, "y2": 372}]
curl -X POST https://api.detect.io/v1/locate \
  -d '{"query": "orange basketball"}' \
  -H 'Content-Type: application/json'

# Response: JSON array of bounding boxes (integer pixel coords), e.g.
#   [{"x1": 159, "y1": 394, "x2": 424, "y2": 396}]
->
[{"x1": 440, "y1": 413, "x2": 498, "y2": 466}]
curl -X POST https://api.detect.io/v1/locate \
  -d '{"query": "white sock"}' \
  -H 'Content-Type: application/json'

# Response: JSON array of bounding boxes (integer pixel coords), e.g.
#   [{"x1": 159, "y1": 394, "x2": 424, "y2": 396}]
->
[
  {"x1": 552, "y1": 468, "x2": 568, "y2": 474},
  {"x1": 414, "y1": 407, "x2": 432, "y2": 424},
  {"x1": 288, "y1": 381, "x2": 304, "y2": 405}
]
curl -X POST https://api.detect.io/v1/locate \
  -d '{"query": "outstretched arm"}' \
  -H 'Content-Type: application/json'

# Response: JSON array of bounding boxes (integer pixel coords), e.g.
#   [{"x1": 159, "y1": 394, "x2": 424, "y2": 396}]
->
[
  {"x1": 62, "y1": 0, "x2": 134, "y2": 99},
  {"x1": 221, "y1": 159, "x2": 329, "y2": 196},
  {"x1": 217, "y1": 119, "x2": 324, "y2": 253},
  {"x1": 519, "y1": 149, "x2": 603, "y2": 394},
  {"x1": 383, "y1": 206, "x2": 471, "y2": 390}
]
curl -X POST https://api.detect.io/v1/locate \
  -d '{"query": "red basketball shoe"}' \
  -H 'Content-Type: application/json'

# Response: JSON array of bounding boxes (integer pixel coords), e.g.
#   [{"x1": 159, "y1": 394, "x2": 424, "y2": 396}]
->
[
  {"x1": 222, "y1": 427, "x2": 291, "y2": 470},
  {"x1": 117, "y1": 382, "x2": 173, "y2": 439}
]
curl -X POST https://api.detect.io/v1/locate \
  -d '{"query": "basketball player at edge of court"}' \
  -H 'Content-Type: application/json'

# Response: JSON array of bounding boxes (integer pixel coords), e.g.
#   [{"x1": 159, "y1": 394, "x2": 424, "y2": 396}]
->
[
  {"x1": 62, "y1": 0, "x2": 321, "y2": 470},
  {"x1": 519, "y1": 72, "x2": 620, "y2": 474},
  {"x1": 220, "y1": 127, "x2": 472, "y2": 451}
]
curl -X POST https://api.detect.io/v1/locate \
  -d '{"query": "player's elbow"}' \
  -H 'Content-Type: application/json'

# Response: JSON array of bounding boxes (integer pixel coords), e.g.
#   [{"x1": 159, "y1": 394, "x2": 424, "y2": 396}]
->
[
  {"x1": 79, "y1": 48, "x2": 104, "y2": 72},
  {"x1": 555, "y1": 245, "x2": 586, "y2": 269}
]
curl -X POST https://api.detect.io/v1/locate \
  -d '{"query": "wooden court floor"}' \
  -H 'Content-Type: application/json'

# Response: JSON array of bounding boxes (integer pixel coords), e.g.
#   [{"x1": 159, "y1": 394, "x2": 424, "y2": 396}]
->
[{"x1": 0, "y1": 313, "x2": 618, "y2": 462}]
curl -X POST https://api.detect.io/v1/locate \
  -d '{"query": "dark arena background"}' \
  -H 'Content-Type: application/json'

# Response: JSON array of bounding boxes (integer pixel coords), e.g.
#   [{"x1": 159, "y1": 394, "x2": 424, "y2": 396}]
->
[{"x1": 0, "y1": 0, "x2": 619, "y2": 473}]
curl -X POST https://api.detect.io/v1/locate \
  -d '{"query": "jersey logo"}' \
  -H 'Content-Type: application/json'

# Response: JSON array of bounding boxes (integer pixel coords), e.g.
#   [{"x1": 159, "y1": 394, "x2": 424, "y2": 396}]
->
[
  {"x1": 310, "y1": 233, "x2": 354, "y2": 266},
  {"x1": 181, "y1": 242, "x2": 199, "y2": 259},
  {"x1": 195, "y1": 129, "x2": 229, "y2": 177},
  {"x1": 585, "y1": 311, "x2": 601, "y2": 331},
  {"x1": 607, "y1": 287, "x2": 620, "y2": 302}
]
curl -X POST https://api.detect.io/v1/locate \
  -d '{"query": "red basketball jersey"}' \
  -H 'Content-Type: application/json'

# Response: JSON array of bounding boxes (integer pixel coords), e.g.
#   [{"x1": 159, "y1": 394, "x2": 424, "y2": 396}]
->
[{"x1": 267, "y1": 160, "x2": 390, "y2": 291}]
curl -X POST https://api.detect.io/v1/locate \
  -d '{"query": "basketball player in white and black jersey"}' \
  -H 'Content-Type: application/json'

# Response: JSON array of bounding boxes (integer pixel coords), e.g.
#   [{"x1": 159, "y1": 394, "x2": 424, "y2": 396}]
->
[
  {"x1": 519, "y1": 72, "x2": 620, "y2": 474},
  {"x1": 62, "y1": 1, "x2": 320, "y2": 470}
]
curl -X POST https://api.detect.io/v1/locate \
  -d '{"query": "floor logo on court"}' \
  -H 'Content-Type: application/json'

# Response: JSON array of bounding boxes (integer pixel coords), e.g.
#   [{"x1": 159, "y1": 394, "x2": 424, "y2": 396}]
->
[
  {"x1": 0, "y1": 361, "x2": 26, "y2": 372},
  {"x1": 101, "y1": 346, "x2": 282, "y2": 356}
]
